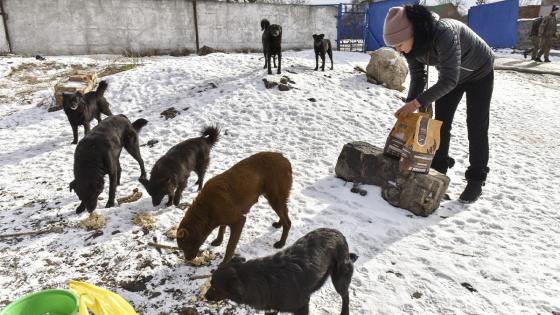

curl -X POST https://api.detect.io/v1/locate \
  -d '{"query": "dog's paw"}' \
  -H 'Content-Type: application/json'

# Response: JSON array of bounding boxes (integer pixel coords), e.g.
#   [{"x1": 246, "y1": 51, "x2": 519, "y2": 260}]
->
[
  {"x1": 314, "y1": 68, "x2": 318, "y2": 71},
  {"x1": 210, "y1": 238, "x2": 223, "y2": 246},
  {"x1": 76, "y1": 203, "x2": 86, "y2": 214},
  {"x1": 71, "y1": 141, "x2": 77, "y2": 145},
  {"x1": 105, "y1": 201, "x2": 115, "y2": 208},
  {"x1": 273, "y1": 240, "x2": 286, "y2": 248},
  {"x1": 272, "y1": 221, "x2": 282, "y2": 229}
]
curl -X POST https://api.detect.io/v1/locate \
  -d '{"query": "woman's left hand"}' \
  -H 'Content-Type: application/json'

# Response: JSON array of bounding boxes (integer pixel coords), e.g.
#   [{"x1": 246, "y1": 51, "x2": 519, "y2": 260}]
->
[{"x1": 394, "y1": 99, "x2": 421, "y2": 118}]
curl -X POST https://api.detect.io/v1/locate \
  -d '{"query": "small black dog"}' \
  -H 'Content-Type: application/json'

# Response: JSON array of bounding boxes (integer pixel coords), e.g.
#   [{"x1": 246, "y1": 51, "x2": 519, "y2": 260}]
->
[
  {"x1": 139, "y1": 126, "x2": 220, "y2": 207},
  {"x1": 62, "y1": 80, "x2": 113, "y2": 144},
  {"x1": 313, "y1": 34, "x2": 333, "y2": 71},
  {"x1": 70, "y1": 114, "x2": 147, "y2": 213},
  {"x1": 205, "y1": 228, "x2": 358, "y2": 315},
  {"x1": 261, "y1": 19, "x2": 282, "y2": 75}
]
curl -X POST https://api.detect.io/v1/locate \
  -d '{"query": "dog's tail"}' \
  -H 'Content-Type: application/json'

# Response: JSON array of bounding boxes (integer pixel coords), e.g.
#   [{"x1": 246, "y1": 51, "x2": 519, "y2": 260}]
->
[
  {"x1": 96, "y1": 80, "x2": 108, "y2": 96},
  {"x1": 349, "y1": 253, "x2": 358, "y2": 263},
  {"x1": 132, "y1": 118, "x2": 148, "y2": 132},
  {"x1": 261, "y1": 19, "x2": 270, "y2": 31},
  {"x1": 201, "y1": 125, "x2": 220, "y2": 147}
]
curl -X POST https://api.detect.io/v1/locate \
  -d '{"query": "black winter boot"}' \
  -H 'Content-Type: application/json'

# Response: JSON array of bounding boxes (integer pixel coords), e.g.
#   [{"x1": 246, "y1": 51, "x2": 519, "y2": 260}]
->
[
  {"x1": 459, "y1": 180, "x2": 484, "y2": 203},
  {"x1": 460, "y1": 167, "x2": 489, "y2": 203}
]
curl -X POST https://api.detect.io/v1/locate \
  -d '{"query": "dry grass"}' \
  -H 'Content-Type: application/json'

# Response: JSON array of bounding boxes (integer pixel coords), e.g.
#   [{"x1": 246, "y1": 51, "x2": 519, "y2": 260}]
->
[
  {"x1": 98, "y1": 64, "x2": 140, "y2": 77},
  {"x1": 132, "y1": 212, "x2": 156, "y2": 230},
  {"x1": 79, "y1": 213, "x2": 107, "y2": 230},
  {"x1": 165, "y1": 225, "x2": 178, "y2": 239}
]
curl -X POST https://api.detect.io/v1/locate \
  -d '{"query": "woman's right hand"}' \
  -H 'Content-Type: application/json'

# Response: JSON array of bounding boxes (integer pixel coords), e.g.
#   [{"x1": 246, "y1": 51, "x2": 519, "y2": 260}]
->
[{"x1": 395, "y1": 99, "x2": 421, "y2": 118}]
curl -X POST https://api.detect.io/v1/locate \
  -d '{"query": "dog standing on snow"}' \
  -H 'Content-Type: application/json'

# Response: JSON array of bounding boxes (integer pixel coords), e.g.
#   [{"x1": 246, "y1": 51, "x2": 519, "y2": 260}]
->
[
  {"x1": 261, "y1": 19, "x2": 283, "y2": 75},
  {"x1": 140, "y1": 126, "x2": 220, "y2": 207},
  {"x1": 313, "y1": 34, "x2": 333, "y2": 71},
  {"x1": 62, "y1": 80, "x2": 113, "y2": 144},
  {"x1": 205, "y1": 228, "x2": 358, "y2": 315},
  {"x1": 70, "y1": 115, "x2": 147, "y2": 213},
  {"x1": 176, "y1": 152, "x2": 292, "y2": 264}
]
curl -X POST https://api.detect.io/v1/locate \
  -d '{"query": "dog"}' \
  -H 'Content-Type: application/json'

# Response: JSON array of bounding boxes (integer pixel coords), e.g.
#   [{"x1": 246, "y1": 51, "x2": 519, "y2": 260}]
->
[
  {"x1": 261, "y1": 19, "x2": 277, "y2": 70},
  {"x1": 176, "y1": 152, "x2": 292, "y2": 264},
  {"x1": 261, "y1": 20, "x2": 282, "y2": 75},
  {"x1": 139, "y1": 126, "x2": 220, "y2": 207},
  {"x1": 205, "y1": 228, "x2": 358, "y2": 315},
  {"x1": 62, "y1": 80, "x2": 113, "y2": 144},
  {"x1": 313, "y1": 34, "x2": 333, "y2": 71},
  {"x1": 70, "y1": 114, "x2": 147, "y2": 213}
]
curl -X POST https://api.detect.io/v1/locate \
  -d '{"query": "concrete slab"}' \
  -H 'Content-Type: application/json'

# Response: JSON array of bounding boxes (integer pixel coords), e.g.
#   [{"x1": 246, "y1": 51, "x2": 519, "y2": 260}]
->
[{"x1": 494, "y1": 57, "x2": 560, "y2": 76}]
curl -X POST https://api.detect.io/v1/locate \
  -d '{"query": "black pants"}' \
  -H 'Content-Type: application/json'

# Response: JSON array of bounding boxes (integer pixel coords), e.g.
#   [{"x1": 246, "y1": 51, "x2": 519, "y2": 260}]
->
[{"x1": 431, "y1": 70, "x2": 494, "y2": 182}]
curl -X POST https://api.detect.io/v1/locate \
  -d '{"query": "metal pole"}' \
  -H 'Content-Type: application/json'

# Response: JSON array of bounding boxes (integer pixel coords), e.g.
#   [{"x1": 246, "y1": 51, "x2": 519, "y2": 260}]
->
[
  {"x1": 337, "y1": 4, "x2": 342, "y2": 51},
  {"x1": 193, "y1": 0, "x2": 200, "y2": 54},
  {"x1": 0, "y1": 0, "x2": 12, "y2": 53}
]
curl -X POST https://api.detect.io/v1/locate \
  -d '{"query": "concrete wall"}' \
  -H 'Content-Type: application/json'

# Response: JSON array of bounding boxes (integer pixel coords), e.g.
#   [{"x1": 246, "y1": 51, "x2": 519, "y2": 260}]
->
[
  {"x1": 197, "y1": 2, "x2": 337, "y2": 51},
  {"x1": 1, "y1": 0, "x2": 337, "y2": 55},
  {"x1": 516, "y1": 18, "x2": 560, "y2": 49},
  {"x1": 0, "y1": 14, "x2": 8, "y2": 54}
]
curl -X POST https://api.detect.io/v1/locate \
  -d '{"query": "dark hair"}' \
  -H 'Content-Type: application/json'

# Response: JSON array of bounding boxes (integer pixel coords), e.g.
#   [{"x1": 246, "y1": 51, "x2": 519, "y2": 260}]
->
[{"x1": 404, "y1": 4, "x2": 436, "y2": 55}]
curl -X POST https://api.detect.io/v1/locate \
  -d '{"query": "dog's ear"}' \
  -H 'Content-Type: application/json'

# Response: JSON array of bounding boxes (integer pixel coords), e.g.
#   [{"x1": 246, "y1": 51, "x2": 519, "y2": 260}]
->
[
  {"x1": 69, "y1": 180, "x2": 76, "y2": 192},
  {"x1": 227, "y1": 268, "x2": 246, "y2": 300},
  {"x1": 176, "y1": 228, "x2": 189, "y2": 239},
  {"x1": 319, "y1": 34, "x2": 325, "y2": 40},
  {"x1": 312, "y1": 34, "x2": 317, "y2": 39}
]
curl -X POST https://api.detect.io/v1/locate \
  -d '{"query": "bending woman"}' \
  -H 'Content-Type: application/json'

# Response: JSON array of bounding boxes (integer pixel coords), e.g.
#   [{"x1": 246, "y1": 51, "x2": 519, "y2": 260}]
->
[{"x1": 383, "y1": 4, "x2": 494, "y2": 203}]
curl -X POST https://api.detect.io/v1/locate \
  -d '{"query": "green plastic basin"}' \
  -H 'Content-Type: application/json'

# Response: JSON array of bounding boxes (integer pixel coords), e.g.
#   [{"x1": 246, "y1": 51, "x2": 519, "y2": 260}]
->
[{"x1": 0, "y1": 289, "x2": 79, "y2": 315}]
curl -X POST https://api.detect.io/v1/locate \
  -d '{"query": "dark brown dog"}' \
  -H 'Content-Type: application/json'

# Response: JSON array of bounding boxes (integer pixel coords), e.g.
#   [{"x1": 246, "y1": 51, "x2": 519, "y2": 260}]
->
[
  {"x1": 205, "y1": 228, "x2": 358, "y2": 315},
  {"x1": 139, "y1": 126, "x2": 219, "y2": 207},
  {"x1": 313, "y1": 34, "x2": 333, "y2": 71},
  {"x1": 70, "y1": 114, "x2": 147, "y2": 213},
  {"x1": 176, "y1": 152, "x2": 292, "y2": 264},
  {"x1": 62, "y1": 80, "x2": 113, "y2": 144}
]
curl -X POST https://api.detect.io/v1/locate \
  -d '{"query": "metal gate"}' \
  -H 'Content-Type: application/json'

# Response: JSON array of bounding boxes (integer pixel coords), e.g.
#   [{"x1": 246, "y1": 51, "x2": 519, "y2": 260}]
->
[{"x1": 337, "y1": 3, "x2": 367, "y2": 52}]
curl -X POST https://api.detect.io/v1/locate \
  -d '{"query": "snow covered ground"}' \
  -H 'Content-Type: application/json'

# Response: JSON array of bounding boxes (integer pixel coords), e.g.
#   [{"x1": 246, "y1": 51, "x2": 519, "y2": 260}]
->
[{"x1": 0, "y1": 50, "x2": 559, "y2": 314}]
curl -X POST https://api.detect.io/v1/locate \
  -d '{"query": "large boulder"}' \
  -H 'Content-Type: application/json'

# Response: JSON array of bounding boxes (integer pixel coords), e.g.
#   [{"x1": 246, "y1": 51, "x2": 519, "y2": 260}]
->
[
  {"x1": 335, "y1": 141, "x2": 449, "y2": 216},
  {"x1": 365, "y1": 47, "x2": 408, "y2": 92},
  {"x1": 335, "y1": 141, "x2": 399, "y2": 187}
]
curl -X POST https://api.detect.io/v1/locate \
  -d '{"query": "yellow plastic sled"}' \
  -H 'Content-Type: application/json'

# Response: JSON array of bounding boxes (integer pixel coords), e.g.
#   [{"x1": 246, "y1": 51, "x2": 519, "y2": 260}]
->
[{"x1": 68, "y1": 280, "x2": 137, "y2": 315}]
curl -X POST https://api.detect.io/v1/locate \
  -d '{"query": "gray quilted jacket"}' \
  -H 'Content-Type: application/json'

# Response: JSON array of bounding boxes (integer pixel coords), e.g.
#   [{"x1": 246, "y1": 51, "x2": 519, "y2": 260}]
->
[{"x1": 405, "y1": 18, "x2": 494, "y2": 107}]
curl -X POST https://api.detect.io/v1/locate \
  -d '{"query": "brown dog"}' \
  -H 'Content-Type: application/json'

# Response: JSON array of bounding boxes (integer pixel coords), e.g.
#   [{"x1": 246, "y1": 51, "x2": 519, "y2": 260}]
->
[{"x1": 176, "y1": 152, "x2": 292, "y2": 264}]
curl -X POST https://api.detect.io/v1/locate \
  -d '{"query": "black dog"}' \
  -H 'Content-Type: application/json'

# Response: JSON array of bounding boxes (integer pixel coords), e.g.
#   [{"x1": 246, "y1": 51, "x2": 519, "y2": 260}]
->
[
  {"x1": 139, "y1": 126, "x2": 220, "y2": 207},
  {"x1": 261, "y1": 19, "x2": 277, "y2": 70},
  {"x1": 70, "y1": 114, "x2": 147, "y2": 213},
  {"x1": 313, "y1": 34, "x2": 333, "y2": 71},
  {"x1": 205, "y1": 228, "x2": 358, "y2": 315},
  {"x1": 62, "y1": 80, "x2": 113, "y2": 144},
  {"x1": 261, "y1": 19, "x2": 282, "y2": 75}
]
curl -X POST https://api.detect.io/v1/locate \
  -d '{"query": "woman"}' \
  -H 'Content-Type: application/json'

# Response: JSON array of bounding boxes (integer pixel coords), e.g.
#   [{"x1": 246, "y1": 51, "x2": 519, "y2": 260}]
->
[{"x1": 383, "y1": 4, "x2": 494, "y2": 203}]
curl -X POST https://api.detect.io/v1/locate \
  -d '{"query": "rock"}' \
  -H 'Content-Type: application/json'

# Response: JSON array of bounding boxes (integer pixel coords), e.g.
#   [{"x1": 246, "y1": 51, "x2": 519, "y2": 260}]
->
[
  {"x1": 160, "y1": 107, "x2": 180, "y2": 120},
  {"x1": 198, "y1": 45, "x2": 223, "y2": 56},
  {"x1": 335, "y1": 141, "x2": 399, "y2": 187},
  {"x1": 262, "y1": 78, "x2": 278, "y2": 89},
  {"x1": 365, "y1": 47, "x2": 408, "y2": 91},
  {"x1": 278, "y1": 83, "x2": 291, "y2": 91},
  {"x1": 280, "y1": 77, "x2": 289, "y2": 84},
  {"x1": 412, "y1": 292, "x2": 423, "y2": 299},
  {"x1": 335, "y1": 141, "x2": 449, "y2": 216},
  {"x1": 308, "y1": 98, "x2": 317, "y2": 102},
  {"x1": 381, "y1": 169, "x2": 449, "y2": 217}
]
